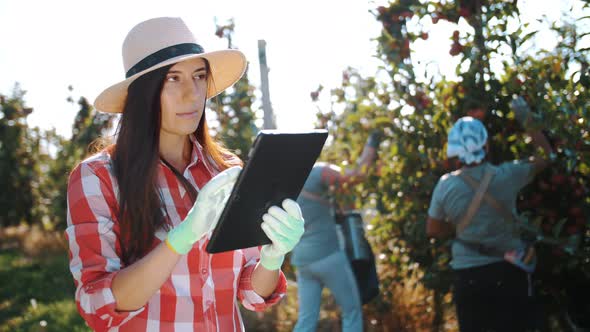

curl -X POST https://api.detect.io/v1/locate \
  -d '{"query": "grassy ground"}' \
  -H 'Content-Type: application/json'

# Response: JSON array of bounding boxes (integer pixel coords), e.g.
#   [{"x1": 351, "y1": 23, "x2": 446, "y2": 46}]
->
[
  {"x1": 0, "y1": 225, "x2": 464, "y2": 331},
  {"x1": 242, "y1": 279, "x2": 345, "y2": 332},
  {"x1": 0, "y1": 248, "x2": 89, "y2": 332},
  {"x1": 0, "y1": 245, "x2": 346, "y2": 332},
  {"x1": 0, "y1": 225, "x2": 346, "y2": 331}
]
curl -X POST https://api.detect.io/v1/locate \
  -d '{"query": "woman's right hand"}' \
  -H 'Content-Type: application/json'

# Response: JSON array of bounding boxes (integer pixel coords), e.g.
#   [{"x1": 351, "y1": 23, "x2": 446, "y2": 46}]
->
[{"x1": 166, "y1": 166, "x2": 242, "y2": 254}]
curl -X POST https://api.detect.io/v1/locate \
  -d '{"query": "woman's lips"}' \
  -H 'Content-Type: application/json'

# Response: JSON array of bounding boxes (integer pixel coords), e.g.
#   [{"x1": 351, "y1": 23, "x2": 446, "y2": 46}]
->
[{"x1": 176, "y1": 111, "x2": 198, "y2": 119}]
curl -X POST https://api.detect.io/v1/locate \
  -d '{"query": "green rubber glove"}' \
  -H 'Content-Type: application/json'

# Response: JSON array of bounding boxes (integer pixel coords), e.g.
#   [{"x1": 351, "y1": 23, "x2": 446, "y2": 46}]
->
[
  {"x1": 510, "y1": 96, "x2": 544, "y2": 131},
  {"x1": 366, "y1": 130, "x2": 383, "y2": 149},
  {"x1": 166, "y1": 166, "x2": 241, "y2": 254},
  {"x1": 259, "y1": 199, "x2": 305, "y2": 270}
]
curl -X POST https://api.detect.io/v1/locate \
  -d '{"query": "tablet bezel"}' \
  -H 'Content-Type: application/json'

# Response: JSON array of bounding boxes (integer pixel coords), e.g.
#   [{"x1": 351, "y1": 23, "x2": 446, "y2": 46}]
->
[{"x1": 205, "y1": 129, "x2": 328, "y2": 254}]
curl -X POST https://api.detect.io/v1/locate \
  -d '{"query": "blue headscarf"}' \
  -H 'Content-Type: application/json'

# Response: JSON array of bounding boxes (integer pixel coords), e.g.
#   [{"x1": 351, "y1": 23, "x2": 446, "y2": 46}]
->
[{"x1": 447, "y1": 117, "x2": 488, "y2": 164}]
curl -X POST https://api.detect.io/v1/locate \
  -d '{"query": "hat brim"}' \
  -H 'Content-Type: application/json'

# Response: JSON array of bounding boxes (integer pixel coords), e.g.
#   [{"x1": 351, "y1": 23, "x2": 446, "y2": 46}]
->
[{"x1": 94, "y1": 49, "x2": 246, "y2": 113}]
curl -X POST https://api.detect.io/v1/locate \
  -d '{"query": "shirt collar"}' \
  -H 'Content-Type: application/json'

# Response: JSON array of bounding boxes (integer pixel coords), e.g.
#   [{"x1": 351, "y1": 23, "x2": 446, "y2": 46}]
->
[
  {"x1": 157, "y1": 134, "x2": 202, "y2": 169},
  {"x1": 188, "y1": 133, "x2": 203, "y2": 167},
  {"x1": 461, "y1": 161, "x2": 489, "y2": 173}
]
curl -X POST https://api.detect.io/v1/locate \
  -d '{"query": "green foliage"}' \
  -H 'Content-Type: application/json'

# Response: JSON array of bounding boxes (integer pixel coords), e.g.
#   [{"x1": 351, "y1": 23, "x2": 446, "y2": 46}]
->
[
  {"x1": 210, "y1": 75, "x2": 258, "y2": 160},
  {"x1": 0, "y1": 248, "x2": 88, "y2": 332},
  {"x1": 45, "y1": 96, "x2": 113, "y2": 230},
  {"x1": 0, "y1": 85, "x2": 39, "y2": 227},
  {"x1": 209, "y1": 21, "x2": 259, "y2": 160},
  {"x1": 316, "y1": 0, "x2": 590, "y2": 328},
  {"x1": 0, "y1": 85, "x2": 112, "y2": 230}
]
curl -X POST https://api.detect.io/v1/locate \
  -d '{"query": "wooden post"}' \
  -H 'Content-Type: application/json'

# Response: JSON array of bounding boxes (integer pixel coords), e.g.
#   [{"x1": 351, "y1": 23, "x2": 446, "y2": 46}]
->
[{"x1": 258, "y1": 40, "x2": 276, "y2": 129}]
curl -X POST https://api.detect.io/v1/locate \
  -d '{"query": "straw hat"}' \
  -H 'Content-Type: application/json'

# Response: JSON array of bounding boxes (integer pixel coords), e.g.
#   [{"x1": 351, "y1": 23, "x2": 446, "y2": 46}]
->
[{"x1": 94, "y1": 17, "x2": 247, "y2": 113}]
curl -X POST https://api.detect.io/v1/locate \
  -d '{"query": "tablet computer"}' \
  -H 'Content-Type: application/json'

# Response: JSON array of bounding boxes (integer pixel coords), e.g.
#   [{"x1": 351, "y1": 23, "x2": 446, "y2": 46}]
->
[{"x1": 206, "y1": 129, "x2": 328, "y2": 253}]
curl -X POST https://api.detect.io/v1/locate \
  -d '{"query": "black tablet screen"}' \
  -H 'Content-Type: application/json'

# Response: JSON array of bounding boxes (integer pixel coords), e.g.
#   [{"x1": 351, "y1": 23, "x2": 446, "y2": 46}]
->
[{"x1": 206, "y1": 130, "x2": 328, "y2": 253}]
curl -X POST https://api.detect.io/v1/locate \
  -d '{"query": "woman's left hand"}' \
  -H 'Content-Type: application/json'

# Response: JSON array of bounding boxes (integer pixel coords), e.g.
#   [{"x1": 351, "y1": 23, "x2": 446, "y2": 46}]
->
[{"x1": 259, "y1": 199, "x2": 305, "y2": 270}]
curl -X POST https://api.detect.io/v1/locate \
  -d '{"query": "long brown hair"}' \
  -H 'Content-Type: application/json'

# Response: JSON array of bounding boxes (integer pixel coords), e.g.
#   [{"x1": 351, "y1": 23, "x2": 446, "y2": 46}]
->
[{"x1": 111, "y1": 60, "x2": 239, "y2": 265}]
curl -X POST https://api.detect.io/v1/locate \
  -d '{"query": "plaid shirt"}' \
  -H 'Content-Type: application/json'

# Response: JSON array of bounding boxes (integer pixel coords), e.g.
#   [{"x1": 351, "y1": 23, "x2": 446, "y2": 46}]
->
[{"x1": 65, "y1": 135, "x2": 287, "y2": 331}]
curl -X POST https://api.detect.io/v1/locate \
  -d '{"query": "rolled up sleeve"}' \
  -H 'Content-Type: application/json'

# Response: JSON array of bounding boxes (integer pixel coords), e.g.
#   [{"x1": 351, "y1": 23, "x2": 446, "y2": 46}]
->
[
  {"x1": 65, "y1": 161, "x2": 143, "y2": 331},
  {"x1": 503, "y1": 160, "x2": 535, "y2": 191},
  {"x1": 428, "y1": 177, "x2": 447, "y2": 220},
  {"x1": 236, "y1": 247, "x2": 287, "y2": 311}
]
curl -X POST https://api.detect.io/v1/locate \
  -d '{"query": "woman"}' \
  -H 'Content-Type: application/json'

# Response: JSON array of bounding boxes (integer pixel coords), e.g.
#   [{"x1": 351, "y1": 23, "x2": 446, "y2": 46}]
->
[
  {"x1": 426, "y1": 110, "x2": 553, "y2": 332},
  {"x1": 66, "y1": 17, "x2": 304, "y2": 331},
  {"x1": 291, "y1": 132, "x2": 381, "y2": 332}
]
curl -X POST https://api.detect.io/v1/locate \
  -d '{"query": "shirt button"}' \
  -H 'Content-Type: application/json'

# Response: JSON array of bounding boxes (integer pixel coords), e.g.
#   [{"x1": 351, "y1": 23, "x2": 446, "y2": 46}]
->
[{"x1": 201, "y1": 268, "x2": 207, "y2": 275}]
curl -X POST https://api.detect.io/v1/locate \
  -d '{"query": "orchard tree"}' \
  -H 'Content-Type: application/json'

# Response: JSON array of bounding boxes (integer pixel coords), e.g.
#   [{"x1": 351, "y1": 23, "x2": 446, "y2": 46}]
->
[
  {"x1": 47, "y1": 92, "x2": 113, "y2": 229},
  {"x1": 314, "y1": 0, "x2": 590, "y2": 329},
  {"x1": 209, "y1": 20, "x2": 259, "y2": 160},
  {"x1": 0, "y1": 84, "x2": 39, "y2": 226}
]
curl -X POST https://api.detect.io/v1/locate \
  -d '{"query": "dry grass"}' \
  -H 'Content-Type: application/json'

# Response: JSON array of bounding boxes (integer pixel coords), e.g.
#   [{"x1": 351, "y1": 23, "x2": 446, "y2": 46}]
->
[
  {"x1": 241, "y1": 279, "x2": 343, "y2": 331},
  {"x1": 242, "y1": 264, "x2": 459, "y2": 332},
  {"x1": 380, "y1": 267, "x2": 458, "y2": 332},
  {"x1": 0, "y1": 226, "x2": 460, "y2": 331},
  {"x1": 0, "y1": 224, "x2": 67, "y2": 257}
]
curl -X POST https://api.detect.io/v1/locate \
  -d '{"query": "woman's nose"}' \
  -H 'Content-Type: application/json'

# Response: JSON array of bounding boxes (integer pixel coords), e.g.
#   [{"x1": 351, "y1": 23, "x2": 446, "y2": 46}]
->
[{"x1": 183, "y1": 80, "x2": 202, "y2": 103}]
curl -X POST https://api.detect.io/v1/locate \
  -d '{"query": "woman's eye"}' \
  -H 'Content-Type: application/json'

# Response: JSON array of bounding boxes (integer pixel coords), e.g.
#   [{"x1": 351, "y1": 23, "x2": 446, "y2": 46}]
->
[
  {"x1": 194, "y1": 73, "x2": 207, "y2": 80},
  {"x1": 166, "y1": 76, "x2": 179, "y2": 82}
]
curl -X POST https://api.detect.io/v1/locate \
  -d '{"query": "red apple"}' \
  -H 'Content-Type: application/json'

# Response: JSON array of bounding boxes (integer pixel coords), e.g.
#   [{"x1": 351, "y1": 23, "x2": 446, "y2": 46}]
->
[
  {"x1": 467, "y1": 108, "x2": 486, "y2": 121},
  {"x1": 442, "y1": 159, "x2": 450, "y2": 170},
  {"x1": 310, "y1": 91, "x2": 319, "y2": 101},
  {"x1": 551, "y1": 174, "x2": 566, "y2": 185},
  {"x1": 568, "y1": 176, "x2": 577, "y2": 185},
  {"x1": 565, "y1": 225, "x2": 580, "y2": 235},
  {"x1": 401, "y1": 11, "x2": 414, "y2": 19},
  {"x1": 458, "y1": 7, "x2": 471, "y2": 17},
  {"x1": 569, "y1": 207, "x2": 583, "y2": 218},
  {"x1": 449, "y1": 42, "x2": 463, "y2": 56}
]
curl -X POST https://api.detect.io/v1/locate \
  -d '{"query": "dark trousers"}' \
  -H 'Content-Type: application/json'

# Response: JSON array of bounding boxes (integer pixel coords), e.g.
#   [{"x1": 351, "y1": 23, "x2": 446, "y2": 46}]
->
[{"x1": 453, "y1": 261, "x2": 537, "y2": 332}]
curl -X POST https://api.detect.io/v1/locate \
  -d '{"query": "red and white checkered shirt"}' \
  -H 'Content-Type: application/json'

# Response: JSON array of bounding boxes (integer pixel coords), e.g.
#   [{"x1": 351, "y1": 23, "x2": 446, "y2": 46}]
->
[{"x1": 65, "y1": 135, "x2": 287, "y2": 332}]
